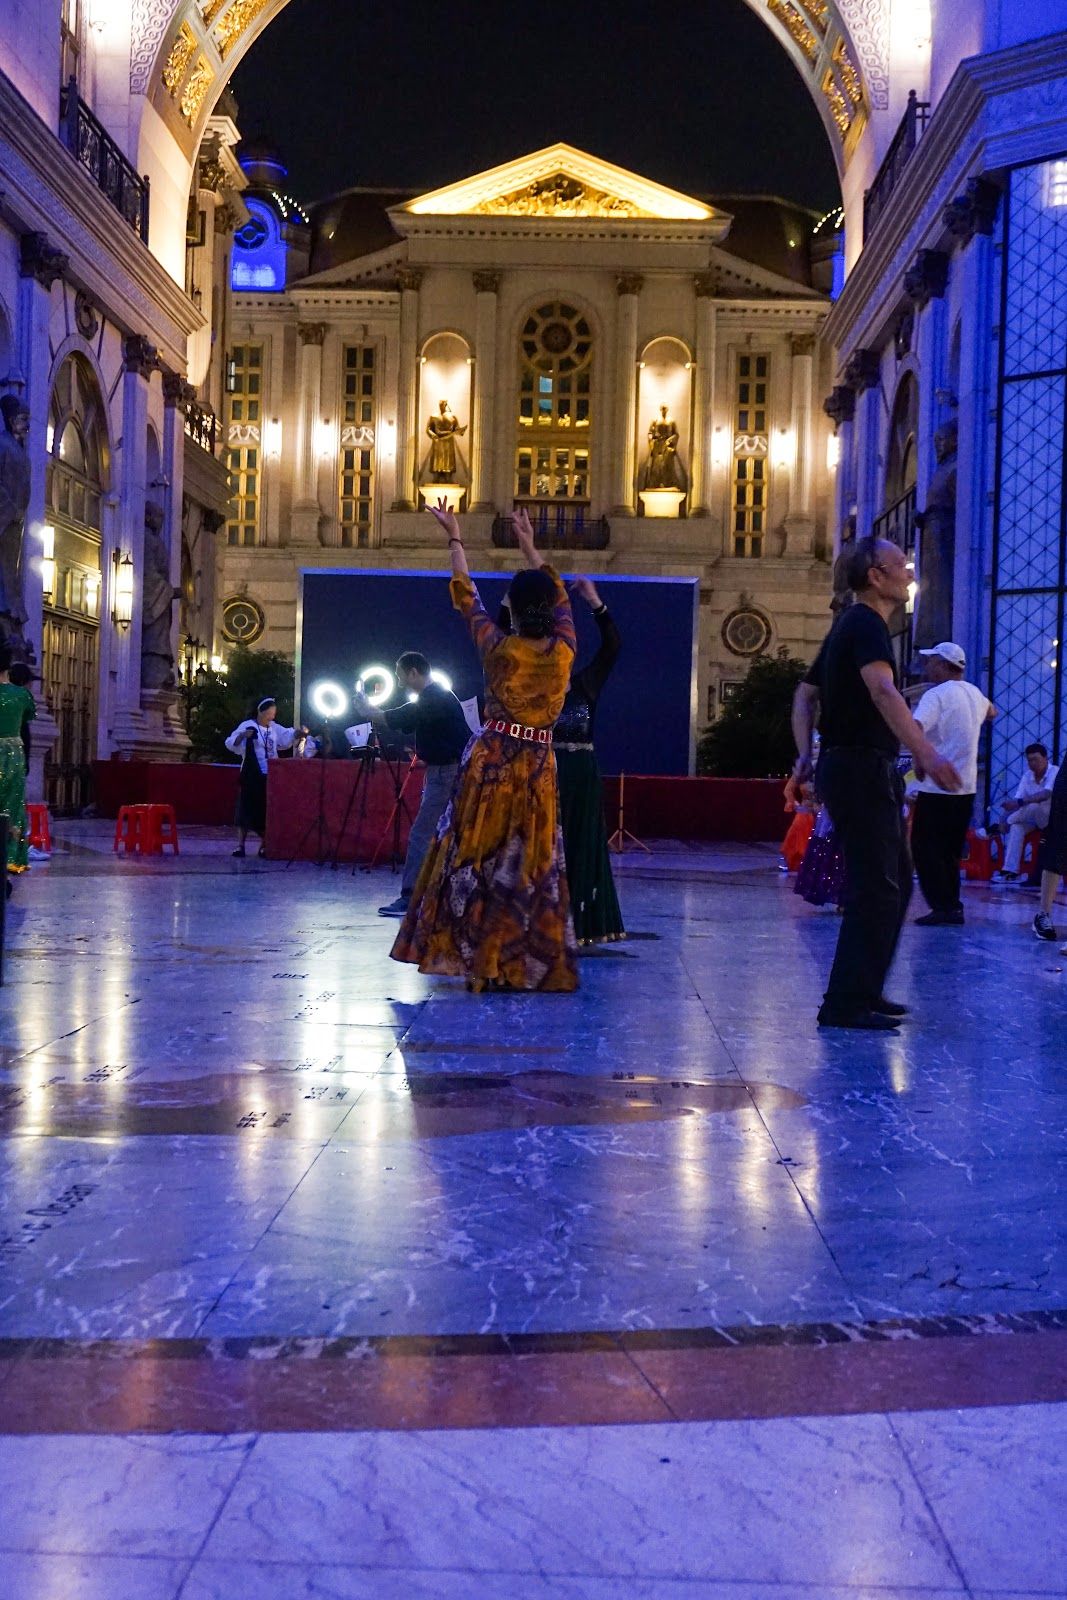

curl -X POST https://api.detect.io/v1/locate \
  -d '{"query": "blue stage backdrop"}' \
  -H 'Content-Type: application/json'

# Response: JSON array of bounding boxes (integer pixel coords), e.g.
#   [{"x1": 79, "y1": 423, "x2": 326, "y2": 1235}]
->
[{"x1": 297, "y1": 569, "x2": 697, "y2": 776}]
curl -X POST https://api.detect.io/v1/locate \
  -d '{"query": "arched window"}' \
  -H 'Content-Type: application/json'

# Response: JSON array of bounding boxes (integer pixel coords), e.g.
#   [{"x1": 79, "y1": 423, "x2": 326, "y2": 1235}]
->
[
  {"x1": 515, "y1": 300, "x2": 593, "y2": 503},
  {"x1": 44, "y1": 353, "x2": 108, "y2": 812},
  {"x1": 884, "y1": 372, "x2": 919, "y2": 508}
]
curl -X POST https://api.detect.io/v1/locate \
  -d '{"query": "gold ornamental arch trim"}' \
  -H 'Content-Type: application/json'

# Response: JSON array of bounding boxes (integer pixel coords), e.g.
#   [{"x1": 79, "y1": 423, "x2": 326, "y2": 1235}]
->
[{"x1": 138, "y1": 0, "x2": 871, "y2": 172}]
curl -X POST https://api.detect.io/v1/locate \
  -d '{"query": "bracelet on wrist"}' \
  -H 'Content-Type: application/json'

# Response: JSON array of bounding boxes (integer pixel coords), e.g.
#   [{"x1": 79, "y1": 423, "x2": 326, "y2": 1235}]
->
[
  {"x1": 448, "y1": 536, "x2": 463, "y2": 545},
  {"x1": 592, "y1": 601, "x2": 607, "y2": 615}
]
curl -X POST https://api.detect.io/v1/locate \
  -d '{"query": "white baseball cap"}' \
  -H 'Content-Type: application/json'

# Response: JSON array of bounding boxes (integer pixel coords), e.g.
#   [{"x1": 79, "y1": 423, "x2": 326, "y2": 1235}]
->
[{"x1": 918, "y1": 641, "x2": 966, "y2": 669}]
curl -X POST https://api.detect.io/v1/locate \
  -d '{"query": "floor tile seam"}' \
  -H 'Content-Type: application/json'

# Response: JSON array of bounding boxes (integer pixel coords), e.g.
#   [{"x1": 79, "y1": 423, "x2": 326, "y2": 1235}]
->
[
  {"x1": 608, "y1": 1336, "x2": 682, "y2": 1423},
  {"x1": 173, "y1": 1435, "x2": 259, "y2": 1600},
  {"x1": 678, "y1": 943, "x2": 866, "y2": 1313},
  {"x1": 189, "y1": 1138, "x2": 339, "y2": 1337},
  {"x1": 884, "y1": 1412, "x2": 976, "y2": 1599}
]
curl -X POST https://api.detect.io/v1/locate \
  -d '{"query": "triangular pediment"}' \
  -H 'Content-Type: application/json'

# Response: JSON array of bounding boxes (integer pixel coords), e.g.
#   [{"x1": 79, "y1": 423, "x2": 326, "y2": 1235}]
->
[{"x1": 403, "y1": 143, "x2": 720, "y2": 224}]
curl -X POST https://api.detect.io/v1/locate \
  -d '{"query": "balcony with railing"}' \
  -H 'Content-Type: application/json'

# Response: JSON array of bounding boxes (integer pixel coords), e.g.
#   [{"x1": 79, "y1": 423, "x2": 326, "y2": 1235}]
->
[
  {"x1": 59, "y1": 79, "x2": 150, "y2": 243},
  {"x1": 863, "y1": 91, "x2": 930, "y2": 243},
  {"x1": 492, "y1": 506, "x2": 609, "y2": 551},
  {"x1": 184, "y1": 398, "x2": 218, "y2": 455}
]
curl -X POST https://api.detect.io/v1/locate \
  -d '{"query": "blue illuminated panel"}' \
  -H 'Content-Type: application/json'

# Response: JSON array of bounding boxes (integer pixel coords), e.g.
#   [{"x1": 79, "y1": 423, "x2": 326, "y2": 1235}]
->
[{"x1": 231, "y1": 199, "x2": 286, "y2": 293}]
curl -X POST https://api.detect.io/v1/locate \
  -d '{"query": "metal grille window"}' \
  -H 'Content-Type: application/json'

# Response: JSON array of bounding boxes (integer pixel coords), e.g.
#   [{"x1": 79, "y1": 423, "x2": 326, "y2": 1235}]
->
[
  {"x1": 732, "y1": 353, "x2": 770, "y2": 557},
  {"x1": 989, "y1": 161, "x2": 1067, "y2": 803},
  {"x1": 225, "y1": 345, "x2": 262, "y2": 548},
  {"x1": 515, "y1": 302, "x2": 593, "y2": 501},
  {"x1": 340, "y1": 345, "x2": 375, "y2": 548}
]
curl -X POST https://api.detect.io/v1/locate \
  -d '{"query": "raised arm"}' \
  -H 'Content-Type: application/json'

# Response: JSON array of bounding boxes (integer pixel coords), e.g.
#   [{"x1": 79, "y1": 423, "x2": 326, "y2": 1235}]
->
[
  {"x1": 510, "y1": 506, "x2": 545, "y2": 569},
  {"x1": 427, "y1": 500, "x2": 469, "y2": 580},
  {"x1": 570, "y1": 578, "x2": 619, "y2": 699}
]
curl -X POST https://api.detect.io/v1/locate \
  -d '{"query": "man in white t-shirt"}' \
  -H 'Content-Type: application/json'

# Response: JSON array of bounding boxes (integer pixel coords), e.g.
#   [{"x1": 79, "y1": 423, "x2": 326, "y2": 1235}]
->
[
  {"x1": 995, "y1": 741, "x2": 1060, "y2": 880},
  {"x1": 911, "y1": 642, "x2": 995, "y2": 925}
]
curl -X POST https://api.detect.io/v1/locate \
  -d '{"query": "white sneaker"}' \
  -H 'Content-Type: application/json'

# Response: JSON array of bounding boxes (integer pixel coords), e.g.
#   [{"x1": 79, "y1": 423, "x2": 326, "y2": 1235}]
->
[
  {"x1": 990, "y1": 872, "x2": 1018, "y2": 886},
  {"x1": 27, "y1": 846, "x2": 51, "y2": 861}
]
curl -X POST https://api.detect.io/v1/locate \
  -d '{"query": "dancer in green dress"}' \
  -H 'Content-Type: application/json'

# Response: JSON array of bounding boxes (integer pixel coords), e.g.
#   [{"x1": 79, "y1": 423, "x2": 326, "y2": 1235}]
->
[
  {"x1": 555, "y1": 578, "x2": 625, "y2": 944},
  {"x1": 0, "y1": 639, "x2": 36, "y2": 875}
]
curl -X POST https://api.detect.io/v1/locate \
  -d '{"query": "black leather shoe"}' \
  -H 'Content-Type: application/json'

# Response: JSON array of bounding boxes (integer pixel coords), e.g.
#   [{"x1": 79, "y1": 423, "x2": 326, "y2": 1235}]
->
[
  {"x1": 817, "y1": 1007, "x2": 900, "y2": 1031},
  {"x1": 914, "y1": 910, "x2": 964, "y2": 926},
  {"x1": 873, "y1": 997, "x2": 909, "y2": 1017}
]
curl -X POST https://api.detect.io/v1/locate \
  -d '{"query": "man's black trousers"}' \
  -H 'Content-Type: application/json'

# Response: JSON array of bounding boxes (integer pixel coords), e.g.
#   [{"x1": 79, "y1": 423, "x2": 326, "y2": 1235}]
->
[
  {"x1": 911, "y1": 791, "x2": 975, "y2": 917},
  {"x1": 818, "y1": 747, "x2": 912, "y2": 1014}
]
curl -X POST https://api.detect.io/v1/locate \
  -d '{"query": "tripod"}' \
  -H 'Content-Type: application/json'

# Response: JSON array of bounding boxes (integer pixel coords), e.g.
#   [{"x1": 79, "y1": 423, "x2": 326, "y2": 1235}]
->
[
  {"x1": 286, "y1": 744, "x2": 335, "y2": 868},
  {"x1": 366, "y1": 750, "x2": 420, "y2": 874},
  {"x1": 608, "y1": 771, "x2": 650, "y2": 854},
  {"x1": 329, "y1": 747, "x2": 378, "y2": 870}
]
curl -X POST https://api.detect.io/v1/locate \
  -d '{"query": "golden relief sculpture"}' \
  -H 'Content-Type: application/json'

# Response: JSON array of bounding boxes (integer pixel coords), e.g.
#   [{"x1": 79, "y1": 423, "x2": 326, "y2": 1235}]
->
[
  {"x1": 198, "y1": 0, "x2": 228, "y2": 23},
  {"x1": 162, "y1": 23, "x2": 197, "y2": 96},
  {"x1": 214, "y1": 0, "x2": 273, "y2": 60},
  {"x1": 822, "y1": 67, "x2": 852, "y2": 138},
  {"x1": 798, "y1": 0, "x2": 830, "y2": 32},
  {"x1": 833, "y1": 36, "x2": 864, "y2": 108},
  {"x1": 180, "y1": 56, "x2": 214, "y2": 125},
  {"x1": 473, "y1": 174, "x2": 642, "y2": 220},
  {"x1": 767, "y1": 0, "x2": 818, "y2": 61},
  {"x1": 426, "y1": 400, "x2": 467, "y2": 480}
]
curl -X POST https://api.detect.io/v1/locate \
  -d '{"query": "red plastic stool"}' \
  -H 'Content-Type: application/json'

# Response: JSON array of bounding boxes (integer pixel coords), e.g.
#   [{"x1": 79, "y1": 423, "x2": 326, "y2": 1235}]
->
[
  {"x1": 25, "y1": 803, "x2": 52, "y2": 853},
  {"x1": 1020, "y1": 829, "x2": 1043, "y2": 875},
  {"x1": 962, "y1": 830, "x2": 1002, "y2": 881},
  {"x1": 113, "y1": 804, "x2": 147, "y2": 854},
  {"x1": 140, "y1": 803, "x2": 180, "y2": 857}
]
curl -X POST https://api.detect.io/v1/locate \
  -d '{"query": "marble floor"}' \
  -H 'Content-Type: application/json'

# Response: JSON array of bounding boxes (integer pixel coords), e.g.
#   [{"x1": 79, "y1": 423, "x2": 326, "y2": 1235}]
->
[{"x1": 0, "y1": 822, "x2": 1065, "y2": 1598}]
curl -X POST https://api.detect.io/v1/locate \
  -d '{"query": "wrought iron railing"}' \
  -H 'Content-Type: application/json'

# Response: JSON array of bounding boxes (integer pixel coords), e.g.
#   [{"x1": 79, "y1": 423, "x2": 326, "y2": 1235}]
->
[
  {"x1": 863, "y1": 91, "x2": 930, "y2": 242},
  {"x1": 184, "y1": 398, "x2": 218, "y2": 454},
  {"x1": 59, "y1": 78, "x2": 150, "y2": 243},
  {"x1": 873, "y1": 485, "x2": 918, "y2": 678},
  {"x1": 492, "y1": 506, "x2": 610, "y2": 551}
]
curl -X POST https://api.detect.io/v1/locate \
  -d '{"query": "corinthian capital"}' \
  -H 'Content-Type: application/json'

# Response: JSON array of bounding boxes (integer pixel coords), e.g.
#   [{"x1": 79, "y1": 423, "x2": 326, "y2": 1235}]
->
[{"x1": 297, "y1": 322, "x2": 327, "y2": 346}]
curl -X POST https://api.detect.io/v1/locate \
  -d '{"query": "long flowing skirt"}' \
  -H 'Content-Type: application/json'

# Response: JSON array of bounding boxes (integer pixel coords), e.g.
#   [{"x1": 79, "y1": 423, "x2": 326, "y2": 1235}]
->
[
  {"x1": 794, "y1": 809, "x2": 846, "y2": 907},
  {"x1": 556, "y1": 747, "x2": 624, "y2": 944},
  {"x1": 391, "y1": 732, "x2": 578, "y2": 992},
  {"x1": 0, "y1": 735, "x2": 28, "y2": 871},
  {"x1": 235, "y1": 761, "x2": 267, "y2": 834}
]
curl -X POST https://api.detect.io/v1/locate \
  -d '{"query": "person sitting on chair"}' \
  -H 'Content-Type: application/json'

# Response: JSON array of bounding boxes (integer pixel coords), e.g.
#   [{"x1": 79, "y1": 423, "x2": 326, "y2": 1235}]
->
[
  {"x1": 994, "y1": 741, "x2": 1060, "y2": 883},
  {"x1": 353, "y1": 652, "x2": 471, "y2": 917}
]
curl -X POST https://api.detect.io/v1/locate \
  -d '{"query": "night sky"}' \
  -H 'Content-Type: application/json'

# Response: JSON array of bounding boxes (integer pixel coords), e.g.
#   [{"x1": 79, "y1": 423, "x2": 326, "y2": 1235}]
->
[{"x1": 231, "y1": 0, "x2": 840, "y2": 214}]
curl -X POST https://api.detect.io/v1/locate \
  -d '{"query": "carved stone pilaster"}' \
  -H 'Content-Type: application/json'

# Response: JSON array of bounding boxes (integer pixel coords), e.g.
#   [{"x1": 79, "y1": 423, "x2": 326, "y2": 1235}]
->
[
  {"x1": 903, "y1": 248, "x2": 950, "y2": 307},
  {"x1": 472, "y1": 270, "x2": 501, "y2": 294},
  {"x1": 124, "y1": 334, "x2": 160, "y2": 378},
  {"x1": 162, "y1": 370, "x2": 194, "y2": 409},
  {"x1": 943, "y1": 178, "x2": 1000, "y2": 245},
  {"x1": 297, "y1": 322, "x2": 327, "y2": 346},
  {"x1": 843, "y1": 348, "x2": 880, "y2": 394},
  {"x1": 823, "y1": 385, "x2": 856, "y2": 427},
  {"x1": 213, "y1": 201, "x2": 238, "y2": 236},
  {"x1": 19, "y1": 232, "x2": 68, "y2": 290},
  {"x1": 693, "y1": 271, "x2": 719, "y2": 298},
  {"x1": 616, "y1": 273, "x2": 644, "y2": 297},
  {"x1": 397, "y1": 266, "x2": 424, "y2": 292},
  {"x1": 789, "y1": 332, "x2": 817, "y2": 358}
]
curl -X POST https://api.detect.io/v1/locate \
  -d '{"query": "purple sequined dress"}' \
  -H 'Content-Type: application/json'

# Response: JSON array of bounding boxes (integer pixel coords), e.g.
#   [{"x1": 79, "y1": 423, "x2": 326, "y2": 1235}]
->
[{"x1": 794, "y1": 808, "x2": 846, "y2": 907}]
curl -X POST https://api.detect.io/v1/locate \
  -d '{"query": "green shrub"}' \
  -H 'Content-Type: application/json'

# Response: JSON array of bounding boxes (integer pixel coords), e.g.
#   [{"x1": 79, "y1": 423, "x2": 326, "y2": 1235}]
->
[
  {"x1": 186, "y1": 647, "x2": 295, "y2": 762},
  {"x1": 696, "y1": 653, "x2": 809, "y2": 778}
]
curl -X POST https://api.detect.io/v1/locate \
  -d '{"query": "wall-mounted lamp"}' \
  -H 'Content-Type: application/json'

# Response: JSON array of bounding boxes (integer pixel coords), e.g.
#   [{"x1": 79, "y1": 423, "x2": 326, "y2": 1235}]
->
[
  {"x1": 112, "y1": 550, "x2": 134, "y2": 629},
  {"x1": 770, "y1": 427, "x2": 796, "y2": 470},
  {"x1": 826, "y1": 432, "x2": 841, "y2": 471},
  {"x1": 314, "y1": 419, "x2": 335, "y2": 460},
  {"x1": 711, "y1": 425, "x2": 731, "y2": 471},
  {"x1": 263, "y1": 418, "x2": 282, "y2": 458},
  {"x1": 39, "y1": 524, "x2": 56, "y2": 602}
]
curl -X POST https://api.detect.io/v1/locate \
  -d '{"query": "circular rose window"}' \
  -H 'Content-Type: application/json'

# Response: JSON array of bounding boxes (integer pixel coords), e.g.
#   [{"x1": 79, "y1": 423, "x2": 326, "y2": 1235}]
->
[
  {"x1": 221, "y1": 595, "x2": 265, "y2": 645},
  {"x1": 722, "y1": 607, "x2": 772, "y2": 657}
]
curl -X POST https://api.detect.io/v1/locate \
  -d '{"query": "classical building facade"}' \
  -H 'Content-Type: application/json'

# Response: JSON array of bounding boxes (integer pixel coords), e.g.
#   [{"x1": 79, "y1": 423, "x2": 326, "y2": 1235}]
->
[
  {"x1": 218, "y1": 145, "x2": 838, "y2": 730},
  {"x1": 825, "y1": 9, "x2": 1067, "y2": 804}
]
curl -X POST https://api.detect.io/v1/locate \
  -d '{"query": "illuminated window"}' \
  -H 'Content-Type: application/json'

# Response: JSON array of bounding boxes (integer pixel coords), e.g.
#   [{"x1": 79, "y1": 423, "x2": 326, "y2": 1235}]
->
[
  {"x1": 732, "y1": 353, "x2": 770, "y2": 557},
  {"x1": 339, "y1": 345, "x2": 375, "y2": 548},
  {"x1": 225, "y1": 344, "x2": 262, "y2": 547},
  {"x1": 60, "y1": 0, "x2": 81, "y2": 87},
  {"x1": 515, "y1": 302, "x2": 593, "y2": 501},
  {"x1": 231, "y1": 200, "x2": 287, "y2": 292},
  {"x1": 1046, "y1": 159, "x2": 1067, "y2": 210}
]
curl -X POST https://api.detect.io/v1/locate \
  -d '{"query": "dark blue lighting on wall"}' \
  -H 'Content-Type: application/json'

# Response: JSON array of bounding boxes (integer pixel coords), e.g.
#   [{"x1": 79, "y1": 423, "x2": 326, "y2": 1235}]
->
[{"x1": 231, "y1": 199, "x2": 286, "y2": 292}]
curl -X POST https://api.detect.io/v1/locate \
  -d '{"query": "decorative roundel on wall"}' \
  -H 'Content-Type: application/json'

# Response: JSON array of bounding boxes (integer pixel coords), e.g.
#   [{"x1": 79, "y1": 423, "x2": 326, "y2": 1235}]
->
[
  {"x1": 722, "y1": 607, "x2": 772, "y2": 658},
  {"x1": 222, "y1": 595, "x2": 266, "y2": 645}
]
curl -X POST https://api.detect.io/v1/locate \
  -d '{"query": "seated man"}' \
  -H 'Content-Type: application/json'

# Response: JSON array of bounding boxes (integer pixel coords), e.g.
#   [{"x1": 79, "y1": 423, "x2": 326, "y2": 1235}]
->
[
  {"x1": 352, "y1": 652, "x2": 471, "y2": 917},
  {"x1": 995, "y1": 741, "x2": 1060, "y2": 881}
]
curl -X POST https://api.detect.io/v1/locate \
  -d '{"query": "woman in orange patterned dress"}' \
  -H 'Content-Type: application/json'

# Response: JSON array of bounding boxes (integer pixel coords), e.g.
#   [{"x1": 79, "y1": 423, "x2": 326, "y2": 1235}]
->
[{"x1": 390, "y1": 505, "x2": 578, "y2": 992}]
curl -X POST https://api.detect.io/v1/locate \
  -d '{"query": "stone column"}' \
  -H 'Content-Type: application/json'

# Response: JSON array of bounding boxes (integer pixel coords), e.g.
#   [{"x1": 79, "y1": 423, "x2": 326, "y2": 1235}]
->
[
  {"x1": 823, "y1": 384, "x2": 855, "y2": 549},
  {"x1": 612, "y1": 274, "x2": 642, "y2": 517},
  {"x1": 783, "y1": 331, "x2": 816, "y2": 555},
  {"x1": 844, "y1": 349, "x2": 881, "y2": 537},
  {"x1": 470, "y1": 271, "x2": 500, "y2": 512},
  {"x1": 291, "y1": 321, "x2": 326, "y2": 546},
  {"x1": 392, "y1": 266, "x2": 422, "y2": 511},
  {"x1": 903, "y1": 250, "x2": 951, "y2": 505},
  {"x1": 110, "y1": 334, "x2": 158, "y2": 755},
  {"x1": 15, "y1": 232, "x2": 65, "y2": 797},
  {"x1": 689, "y1": 272, "x2": 717, "y2": 517},
  {"x1": 161, "y1": 371, "x2": 191, "y2": 685}
]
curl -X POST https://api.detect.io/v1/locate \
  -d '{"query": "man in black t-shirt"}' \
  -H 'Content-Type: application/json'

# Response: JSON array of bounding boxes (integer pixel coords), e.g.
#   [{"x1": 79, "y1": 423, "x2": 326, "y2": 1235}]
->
[
  {"x1": 353, "y1": 651, "x2": 471, "y2": 917},
  {"x1": 792, "y1": 538, "x2": 961, "y2": 1030}
]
